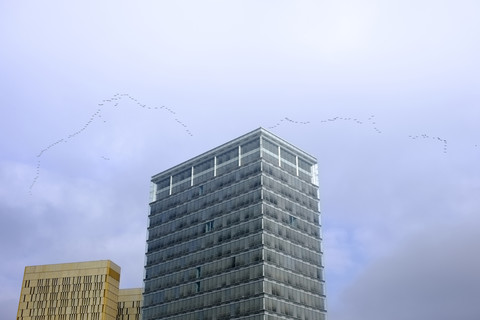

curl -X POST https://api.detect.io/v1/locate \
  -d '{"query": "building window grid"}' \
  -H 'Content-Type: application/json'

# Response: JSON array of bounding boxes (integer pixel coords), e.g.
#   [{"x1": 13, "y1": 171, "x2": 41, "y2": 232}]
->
[
  {"x1": 262, "y1": 173, "x2": 318, "y2": 210},
  {"x1": 148, "y1": 202, "x2": 263, "y2": 255},
  {"x1": 262, "y1": 144, "x2": 314, "y2": 180},
  {"x1": 148, "y1": 202, "x2": 260, "y2": 253},
  {"x1": 151, "y1": 187, "x2": 261, "y2": 232},
  {"x1": 143, "y1": 281, "x2": 264, "y2": 319},
  {"x1": 145, "y1": 232, "x2": 264, "y2": 282},
  {"x1": 144, "y1": 250, "x2": 324, "y2": 312},
  {"x1": 261, "y1": 186, "x2": 319, "y2": 231},
  {"x1": 263, "y1": 217, "x2": 321, "y2": 253},
  {"x1": 264, "y1": 297, "x2": 326, "y2": 320},
  {"x1": 263, "y1": 232, "x2": 322, "y2": 266},
  {"x1": 261, "y1": 135, "x2": 316, "y2": 170},
  {"x1": 147, "y1": 199, "x2": 262, "y2": 253},
  {"x1": 154, "y1": 145, "x2": 261, "y2": 200},
  {"x1": 150, "y1": 161, "x2": 262, "y2": 222},
  {"x1": 143, "y1": 299, "x2": 265, "y2": 320},
  {"x1": 149, "y1": 177, "x2": 261, "y2": 232},
  {"x1": 145, "y1": 248, "x2": 263, "y2": 294},
  {"x1": 263, "y1": 189, "x2": 319, "y2": 227},
  {"x1": 147, "y1": 195, "x2": 261, "y2": 241},
  {"x1": 262, "y1": 162, "x2": 318, "y2": 200},
  {"x1": 146, "y1": 209, "x2": 263, "y2": 261},
  {"x1": 263, "y1": 264, "x2": 325, "y2": 295},
  {"x1": 263, "y1": 202, "x2": 321, "y2": 239}
]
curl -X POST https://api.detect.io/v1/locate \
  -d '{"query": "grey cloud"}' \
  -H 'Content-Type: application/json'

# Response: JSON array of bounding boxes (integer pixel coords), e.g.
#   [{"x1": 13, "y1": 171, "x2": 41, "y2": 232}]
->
[{"x1": 332, "y1": 219, "x2": 480, "y2": 320}]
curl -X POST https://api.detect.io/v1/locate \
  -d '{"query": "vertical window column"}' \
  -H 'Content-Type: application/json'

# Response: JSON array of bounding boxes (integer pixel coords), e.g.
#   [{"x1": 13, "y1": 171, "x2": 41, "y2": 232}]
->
[
  {"x1": 312, "y1": 163, "x2": 319, "y2": 186},
  {"x1": 214, "y1": 156, "x2": 217, "y2": 177},
  {"x1": 150, "y1": 182, "x2": 157, "y2": 202},
  {"x1": 238, "y1": 145, "x2": 242, "y2": 166},
  {"x1": 190, "y1": 167, "x2": 194, "y2": 187},
  {"x1": 278, "y1": 146, "x2": 281, "y2": 167},
  {"x1": 295, "y1": 156, "x2": 299, "y2": 176}
]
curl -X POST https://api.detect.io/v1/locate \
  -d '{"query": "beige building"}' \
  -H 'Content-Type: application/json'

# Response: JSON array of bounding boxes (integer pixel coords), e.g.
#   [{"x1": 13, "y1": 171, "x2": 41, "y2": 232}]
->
[
  {"x1": 16, "y1": 260, "x2": 142, "y2": 320},
  {"x1": 117, "y1": 289, "x2": 142, "y2": 320}
]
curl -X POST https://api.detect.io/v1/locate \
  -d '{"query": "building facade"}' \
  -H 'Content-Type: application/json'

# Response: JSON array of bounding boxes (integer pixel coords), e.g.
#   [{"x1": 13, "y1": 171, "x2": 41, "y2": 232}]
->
[
  {"x1": 16, "y1": 260, "x2": 142, "y2": 320},
  {"x1": 144, "y1": 128, "x2": 326, "y2": 320},
  {"x1": 117, "y1": 288, "x2": 142, "y2": 320}
]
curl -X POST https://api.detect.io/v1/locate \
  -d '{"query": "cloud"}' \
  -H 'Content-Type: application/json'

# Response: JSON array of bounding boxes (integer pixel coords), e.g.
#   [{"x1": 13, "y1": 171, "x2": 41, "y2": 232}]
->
[
  {"x1": 332, "y1": 218, "x2": 480, "y2": 320},
  {"x1": 0, "y1": 159, "x2": 147, "y2": 316},
  {"x1": 1, "y1": 1, "x2": 480, "y2": 319}
]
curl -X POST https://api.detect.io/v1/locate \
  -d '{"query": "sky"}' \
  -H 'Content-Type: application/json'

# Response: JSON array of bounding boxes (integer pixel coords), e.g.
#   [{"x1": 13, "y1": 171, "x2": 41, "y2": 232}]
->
[{"x1": 1, "y1": 1, "x2": 479, "y2": 319}]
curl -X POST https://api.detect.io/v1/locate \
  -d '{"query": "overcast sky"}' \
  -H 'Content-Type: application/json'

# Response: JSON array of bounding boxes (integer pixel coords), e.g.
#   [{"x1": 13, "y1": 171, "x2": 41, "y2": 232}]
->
[{"x1": 1, "y1": 1, "x2": 480, "y2": 319}]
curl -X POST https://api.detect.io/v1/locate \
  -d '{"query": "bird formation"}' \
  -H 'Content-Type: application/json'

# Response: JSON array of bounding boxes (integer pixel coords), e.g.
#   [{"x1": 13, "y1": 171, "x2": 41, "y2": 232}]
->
[
  {"x1": 29, "y1": 160, "x2": 42, "y2": 195},
  {"x1": 267, "y1": 114, "x2": 458, "y2": 154},
  {"x1": 367, "y1": 115, "x2": 382, "y2": 134},
  {"x1": 268, "y1": 114, "x2": 382, "y2": 134},
  {"x1": 36, "y1": 138, "x2": 66, "y2": 158},
  {"x1": 30, "y1": 101, "x2": 472, "y2": 195},
  {"x1": 104, "y1": 93, "x2": 193, "y2": 136},
  {"x1": 29, "y1": 94, "x2": 192, "y2": 195},
  {"x1": 268, "y1": 117, "x2": 311, "y2": 129},
  {"x1": 408, "y1": 134, "x2": 448, "y2": 154}
]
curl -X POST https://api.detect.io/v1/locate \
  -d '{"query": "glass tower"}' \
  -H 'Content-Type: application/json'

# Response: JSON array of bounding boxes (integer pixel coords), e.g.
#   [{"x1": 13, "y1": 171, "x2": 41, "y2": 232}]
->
[{"x1": 143, "y1": 128, "x2": 326, "y2": 320}]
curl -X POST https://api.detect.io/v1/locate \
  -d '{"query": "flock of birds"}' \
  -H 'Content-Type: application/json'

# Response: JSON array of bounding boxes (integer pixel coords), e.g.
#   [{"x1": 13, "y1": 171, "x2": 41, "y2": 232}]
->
[
  {"x1": 268, "y1": 114, "x2": 449, "y2": 153},
  {"x1": 31, "y1": 97, "x2": 467, "y2": 195},
  {"x1": 268, "y1": 114, "x2": 383, "y2": 134},
  {"x1": 29, "y1": 94, "x2": 193, "y2": 195},
  {"x1": 99, "y1": 93, "x2": 193, "y2": 137},
  {"x1": 408, "y1": 134, "x2": 448, "y2": 154}
]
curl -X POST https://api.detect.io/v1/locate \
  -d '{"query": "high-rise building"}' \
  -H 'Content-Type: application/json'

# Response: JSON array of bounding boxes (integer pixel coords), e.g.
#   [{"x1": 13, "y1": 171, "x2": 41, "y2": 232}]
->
[
  {"x1": 16, "y1": 260, "x2": 142, "y2": 320},
  {"x1": 143, "y1": 128, "x2": 326, "y2": 320}
]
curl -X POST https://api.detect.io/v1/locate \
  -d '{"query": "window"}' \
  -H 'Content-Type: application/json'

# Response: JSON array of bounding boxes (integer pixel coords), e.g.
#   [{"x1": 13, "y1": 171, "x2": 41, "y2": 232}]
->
[
  {"x1": 205, "y1": 221, "x2": 214, "y2": 233},
  {"x1": 289, "y1": 215, "x2": 297, "y2": 226}
]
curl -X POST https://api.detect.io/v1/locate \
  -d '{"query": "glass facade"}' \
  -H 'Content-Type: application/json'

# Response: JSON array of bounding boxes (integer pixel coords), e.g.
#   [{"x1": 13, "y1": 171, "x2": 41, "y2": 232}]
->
[{"x1": 144, "y1": 128, "x2": 326, "y2": 320}]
